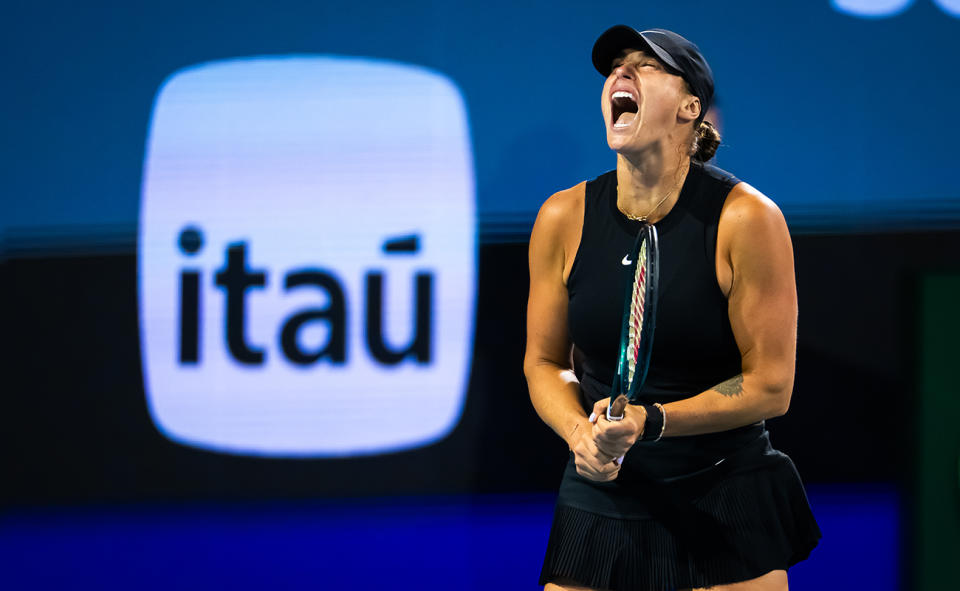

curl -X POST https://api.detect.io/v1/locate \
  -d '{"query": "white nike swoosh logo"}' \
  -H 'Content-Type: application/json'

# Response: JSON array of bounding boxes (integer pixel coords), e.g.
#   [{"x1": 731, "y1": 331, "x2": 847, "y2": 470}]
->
[{"x1": 621, "y1": 255, "x2": 633, "y2": 265}]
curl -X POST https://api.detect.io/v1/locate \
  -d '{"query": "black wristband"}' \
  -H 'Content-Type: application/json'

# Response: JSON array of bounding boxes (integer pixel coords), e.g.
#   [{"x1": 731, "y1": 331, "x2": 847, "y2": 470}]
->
[{"x1": 639, "y1": 403, "x2": 665, "y2": 442}]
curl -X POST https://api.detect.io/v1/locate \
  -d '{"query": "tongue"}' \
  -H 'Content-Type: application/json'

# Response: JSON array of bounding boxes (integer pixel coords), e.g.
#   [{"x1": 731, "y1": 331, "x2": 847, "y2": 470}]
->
[{"x1": 615, "y1": 112, "x2": 636, "y2": 127}]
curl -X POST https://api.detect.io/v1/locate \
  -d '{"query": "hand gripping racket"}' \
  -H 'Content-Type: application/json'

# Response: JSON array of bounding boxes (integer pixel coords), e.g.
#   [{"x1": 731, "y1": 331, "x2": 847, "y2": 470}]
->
[{"x1": 607, "y1": 222, "x2": 660, "y2": 424}]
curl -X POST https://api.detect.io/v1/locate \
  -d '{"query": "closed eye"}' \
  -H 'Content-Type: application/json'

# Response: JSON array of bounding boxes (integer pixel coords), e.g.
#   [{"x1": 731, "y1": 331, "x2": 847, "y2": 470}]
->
[{"x1": 612, "y1": 56, "x2": 661, "y2": 72}]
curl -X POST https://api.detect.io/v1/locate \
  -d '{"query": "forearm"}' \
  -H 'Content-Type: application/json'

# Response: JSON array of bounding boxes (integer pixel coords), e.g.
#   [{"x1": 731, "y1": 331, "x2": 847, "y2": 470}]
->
[
  {"x1": 660, "y1": 372, "x2": 792, "y2": 438},
  {"x1": 524, "y1": 362, "x2": 589, "y2": 448}
]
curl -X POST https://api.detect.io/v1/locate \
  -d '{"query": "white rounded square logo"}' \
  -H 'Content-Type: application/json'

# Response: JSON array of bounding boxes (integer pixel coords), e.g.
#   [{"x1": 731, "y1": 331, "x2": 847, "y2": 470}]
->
[{"x1": 138, "y1": 56, "x2": 475, "y2": 457}]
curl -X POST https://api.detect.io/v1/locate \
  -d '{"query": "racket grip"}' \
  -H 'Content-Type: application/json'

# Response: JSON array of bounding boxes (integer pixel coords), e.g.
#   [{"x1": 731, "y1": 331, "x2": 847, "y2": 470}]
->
[{"x1": 607, "y1": 394, "x2": 628, "y2": 421}]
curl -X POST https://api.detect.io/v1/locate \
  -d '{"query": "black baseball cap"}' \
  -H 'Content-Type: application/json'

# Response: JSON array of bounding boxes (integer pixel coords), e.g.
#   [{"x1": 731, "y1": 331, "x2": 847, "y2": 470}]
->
[{"x1": 592, "y1": 25, "x2": 714, "y2": 123}]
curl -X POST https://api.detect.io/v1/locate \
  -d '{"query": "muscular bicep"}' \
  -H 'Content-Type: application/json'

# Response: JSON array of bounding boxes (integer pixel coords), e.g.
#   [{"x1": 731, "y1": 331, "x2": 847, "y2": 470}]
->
[{"x1": 722, "y1": 185, "x2": 797, "y2": 405}]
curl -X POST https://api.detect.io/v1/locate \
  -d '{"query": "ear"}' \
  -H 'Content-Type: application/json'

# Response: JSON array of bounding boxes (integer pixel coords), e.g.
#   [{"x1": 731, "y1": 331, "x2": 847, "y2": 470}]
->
[{"x1": 677, "y1": 95, "x2": 701, "y2": 124}]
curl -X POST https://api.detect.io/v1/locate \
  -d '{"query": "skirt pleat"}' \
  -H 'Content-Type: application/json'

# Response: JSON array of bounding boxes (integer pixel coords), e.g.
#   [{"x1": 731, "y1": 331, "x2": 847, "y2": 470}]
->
[{"x1": 539, "y1": 458, "x2": 821, "y2": 590}]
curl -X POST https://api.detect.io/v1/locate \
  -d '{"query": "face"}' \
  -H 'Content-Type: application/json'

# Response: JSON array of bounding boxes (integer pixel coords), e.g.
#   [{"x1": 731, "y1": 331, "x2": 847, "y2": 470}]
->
[{"x1": 601, "y1": 49, "x2": 699, "y2": 156}]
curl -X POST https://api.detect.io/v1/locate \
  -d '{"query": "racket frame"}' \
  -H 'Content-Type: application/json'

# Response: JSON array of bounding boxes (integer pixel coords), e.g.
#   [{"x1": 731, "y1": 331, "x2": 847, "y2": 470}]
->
[{"x1": 607, "y1": 222, "x2": 660, "y2": 421}]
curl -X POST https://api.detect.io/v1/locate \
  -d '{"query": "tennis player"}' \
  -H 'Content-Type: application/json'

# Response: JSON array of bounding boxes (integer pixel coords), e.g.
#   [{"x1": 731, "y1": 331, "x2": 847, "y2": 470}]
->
[{"x1": 524, "y1": 26, "x2": 821, "y2": 590}]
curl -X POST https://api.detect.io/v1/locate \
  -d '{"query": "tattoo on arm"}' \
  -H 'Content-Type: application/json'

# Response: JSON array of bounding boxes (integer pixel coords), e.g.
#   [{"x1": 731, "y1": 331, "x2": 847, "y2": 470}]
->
[{"x1": 713, "y1": 374, "x2": 744, "y2": 397}]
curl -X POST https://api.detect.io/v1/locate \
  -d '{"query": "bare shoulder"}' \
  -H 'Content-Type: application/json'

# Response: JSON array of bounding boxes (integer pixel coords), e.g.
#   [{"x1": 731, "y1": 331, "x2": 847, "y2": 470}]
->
[
  {"x1": 715, "y1": 182, "x2": 793, "y2": 295},
  {"x1": 719, "y1": 182, "x2": 788, "y2": 234},
  {"x1": 533, "y1": 181, "x2": 586, "y2": 235},
  {"x1": 718, "y1": 182, "x2": 792, "y2": 256},
  {"x1": 530, "y1": 181, "x2": 587, "y2": 283}
]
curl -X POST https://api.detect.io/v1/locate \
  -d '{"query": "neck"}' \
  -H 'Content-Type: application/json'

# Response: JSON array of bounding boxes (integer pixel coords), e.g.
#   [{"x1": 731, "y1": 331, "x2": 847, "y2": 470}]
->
[{"x1": 616, "y1": 144, "x2": 691, "y2": 223}]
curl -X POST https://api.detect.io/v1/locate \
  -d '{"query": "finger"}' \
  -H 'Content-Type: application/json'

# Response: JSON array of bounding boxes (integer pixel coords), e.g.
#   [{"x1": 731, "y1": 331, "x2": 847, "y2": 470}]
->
[
  {"x1": 597, "y1": 409, "x2": 633, "y2": 431},
  {"x1": 576, "y1": 461, "x2": 620, "y2": 482},
  {"x1": 592, "y1": 420, "x2": 629, "y2": 449},
  {"x1": 589, "y1": 398, "x2": 608, "y2": 423},
  {"x1": 575, "y1": 446, "x2": 618, "y2": 473},
  {"x1": 585, "y1": 450, "x2": 620, "y2": 471},
  {"x1": 576, "y1": 459, "x2": 603, "y2": 479},
  {"x1": 594, "y1": 440, "x2": 623, "y2": 461},
  {"x1": 596, "y1": 428, "x2": 632, "y2": 451},
  {"x1": 578, "y1": 443, "x2": 609, "y2": 467},
  {"x1": 595, "y1": 411, "x2": 638, "y2": 439},
  {"x1": 580, "y1": 435, "x2": 617, "y2": 464},
  {"x1": 592, "y1": 419, "x2": 612, "y2": 441},
  {"x1": 591, "y1": 425, "x2": 632, "y2": 459},
  {"x1": 581, "y1": 463, "x2": 621, "y2": 482},
  {"x1": 591, "y1": 398, "x2": 608, "y2": 422}
]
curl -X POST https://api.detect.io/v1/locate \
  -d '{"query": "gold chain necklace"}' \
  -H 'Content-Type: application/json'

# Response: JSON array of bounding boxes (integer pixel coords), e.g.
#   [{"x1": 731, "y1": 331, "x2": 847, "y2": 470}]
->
[{"x1": 617, "y1": 163, "x2": 688, "y2": 222}]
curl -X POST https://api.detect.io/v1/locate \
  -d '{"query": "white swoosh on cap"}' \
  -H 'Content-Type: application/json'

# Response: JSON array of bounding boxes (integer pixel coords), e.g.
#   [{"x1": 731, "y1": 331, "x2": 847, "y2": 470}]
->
[{"x1": 621, "y1": 255, "x2": 632, "y2": 265}]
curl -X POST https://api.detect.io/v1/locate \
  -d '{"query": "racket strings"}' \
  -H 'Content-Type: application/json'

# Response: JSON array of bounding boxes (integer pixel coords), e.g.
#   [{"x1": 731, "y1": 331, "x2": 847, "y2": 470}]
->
[{"x1": 625, "y1": 240, "x2": 648, "y2": 387}]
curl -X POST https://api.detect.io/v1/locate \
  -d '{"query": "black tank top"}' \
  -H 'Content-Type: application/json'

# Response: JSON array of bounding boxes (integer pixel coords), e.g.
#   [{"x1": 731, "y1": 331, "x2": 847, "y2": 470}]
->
[
  {"x1": 564, "y1": 161, "x2": 766, "y2": 485},
  {"x1": 570, "y1": 160, "x2": 742, "y2": 402}
]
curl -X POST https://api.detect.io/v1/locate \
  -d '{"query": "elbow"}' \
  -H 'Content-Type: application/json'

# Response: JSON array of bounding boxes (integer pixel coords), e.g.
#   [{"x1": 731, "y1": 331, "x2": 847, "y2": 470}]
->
[
  {"x1": 522, "y1": 361, "x2": 534, "y2": 384},
  {"x1": 754, "y1": 374, "x2": 793, "y2": 419},
  {"x1": 522, "y1": 353, "x2": 538, "y2": 382},
  {"x1": 523, "y1": 354, "x2": 573, "y2": 388},
  {"x1": 522, "y1": 356, "x2": 546, "y2": 386},
  {"x1": 523, "y1": 348, "x2": 565, "y2": 379},
  {"x1": 768, "y1": 392, "x2": 791, "y2": 418},
  {"x1": 765, "y1": 383, "x2": 793, "y2": 419}
]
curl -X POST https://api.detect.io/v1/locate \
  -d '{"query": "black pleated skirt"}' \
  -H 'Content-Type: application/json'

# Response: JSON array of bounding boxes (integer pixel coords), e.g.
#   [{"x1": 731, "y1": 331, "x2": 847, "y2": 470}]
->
[{"x1": 539, "y1": 437, "x2": 821, "y2": 590}]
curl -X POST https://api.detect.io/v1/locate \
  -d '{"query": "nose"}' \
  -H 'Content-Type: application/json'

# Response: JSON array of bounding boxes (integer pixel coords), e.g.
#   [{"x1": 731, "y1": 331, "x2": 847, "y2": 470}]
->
[{"x1": 613, "y1": 63, "x2": 634, "y2": 81}]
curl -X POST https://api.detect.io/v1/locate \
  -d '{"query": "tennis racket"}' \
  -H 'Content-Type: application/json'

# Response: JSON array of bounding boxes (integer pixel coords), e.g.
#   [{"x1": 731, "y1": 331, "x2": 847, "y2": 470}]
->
[{"x1": 607, "y1": 222, "x2": 660, "y2": 422}]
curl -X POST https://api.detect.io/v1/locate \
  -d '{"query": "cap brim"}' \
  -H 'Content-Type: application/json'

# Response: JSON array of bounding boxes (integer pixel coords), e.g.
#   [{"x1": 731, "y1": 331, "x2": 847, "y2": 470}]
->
[{"x1": 592, "y1": 25, "x2": 681, "y2": 76}]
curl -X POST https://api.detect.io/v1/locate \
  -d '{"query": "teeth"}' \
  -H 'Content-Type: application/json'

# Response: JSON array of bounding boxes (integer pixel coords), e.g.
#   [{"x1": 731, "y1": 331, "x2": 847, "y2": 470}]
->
[{"x1": 612, "y1": 91, "x2": 634, "y2": 100}]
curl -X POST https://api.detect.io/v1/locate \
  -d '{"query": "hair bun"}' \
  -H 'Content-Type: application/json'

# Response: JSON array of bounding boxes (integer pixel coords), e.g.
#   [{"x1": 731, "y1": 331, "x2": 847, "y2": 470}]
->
[{"x1": 693, "y1": 120, "x2": 721, "y2": 162}]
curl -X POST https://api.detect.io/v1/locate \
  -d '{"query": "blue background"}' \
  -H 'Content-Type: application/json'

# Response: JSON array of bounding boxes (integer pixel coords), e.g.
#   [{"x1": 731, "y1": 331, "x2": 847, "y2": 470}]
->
[
  {"x1": 2, "y1": 1, "x2": 953, "y2": 589},
  {"x1": 2, "y1": 0, "x2": 959, "y2": 244},
  {"x1": 1, "y1": 488, "x2": 900, "y2": 590}
]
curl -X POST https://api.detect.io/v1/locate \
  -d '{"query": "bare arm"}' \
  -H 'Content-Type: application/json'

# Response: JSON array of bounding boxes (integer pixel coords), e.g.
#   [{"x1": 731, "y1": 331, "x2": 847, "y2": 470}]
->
[
  {"x1": 523, "y1": 186, "x2": 586, "y2": 446},
  {"x1": 658, "y1": 182, "x2": 797, "y2": 435},
  {"x1": 524, "y1": 185, "x2": 620, "y2": 480},
  {"x1": 593, "y1": 183, "x2": 797, "y2": 448}
]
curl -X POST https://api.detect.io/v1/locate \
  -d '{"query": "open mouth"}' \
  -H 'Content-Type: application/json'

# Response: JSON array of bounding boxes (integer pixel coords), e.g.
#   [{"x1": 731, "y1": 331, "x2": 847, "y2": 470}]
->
[{"x1": 611, "y1": 90, "x2": 639, "y2": 129}]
